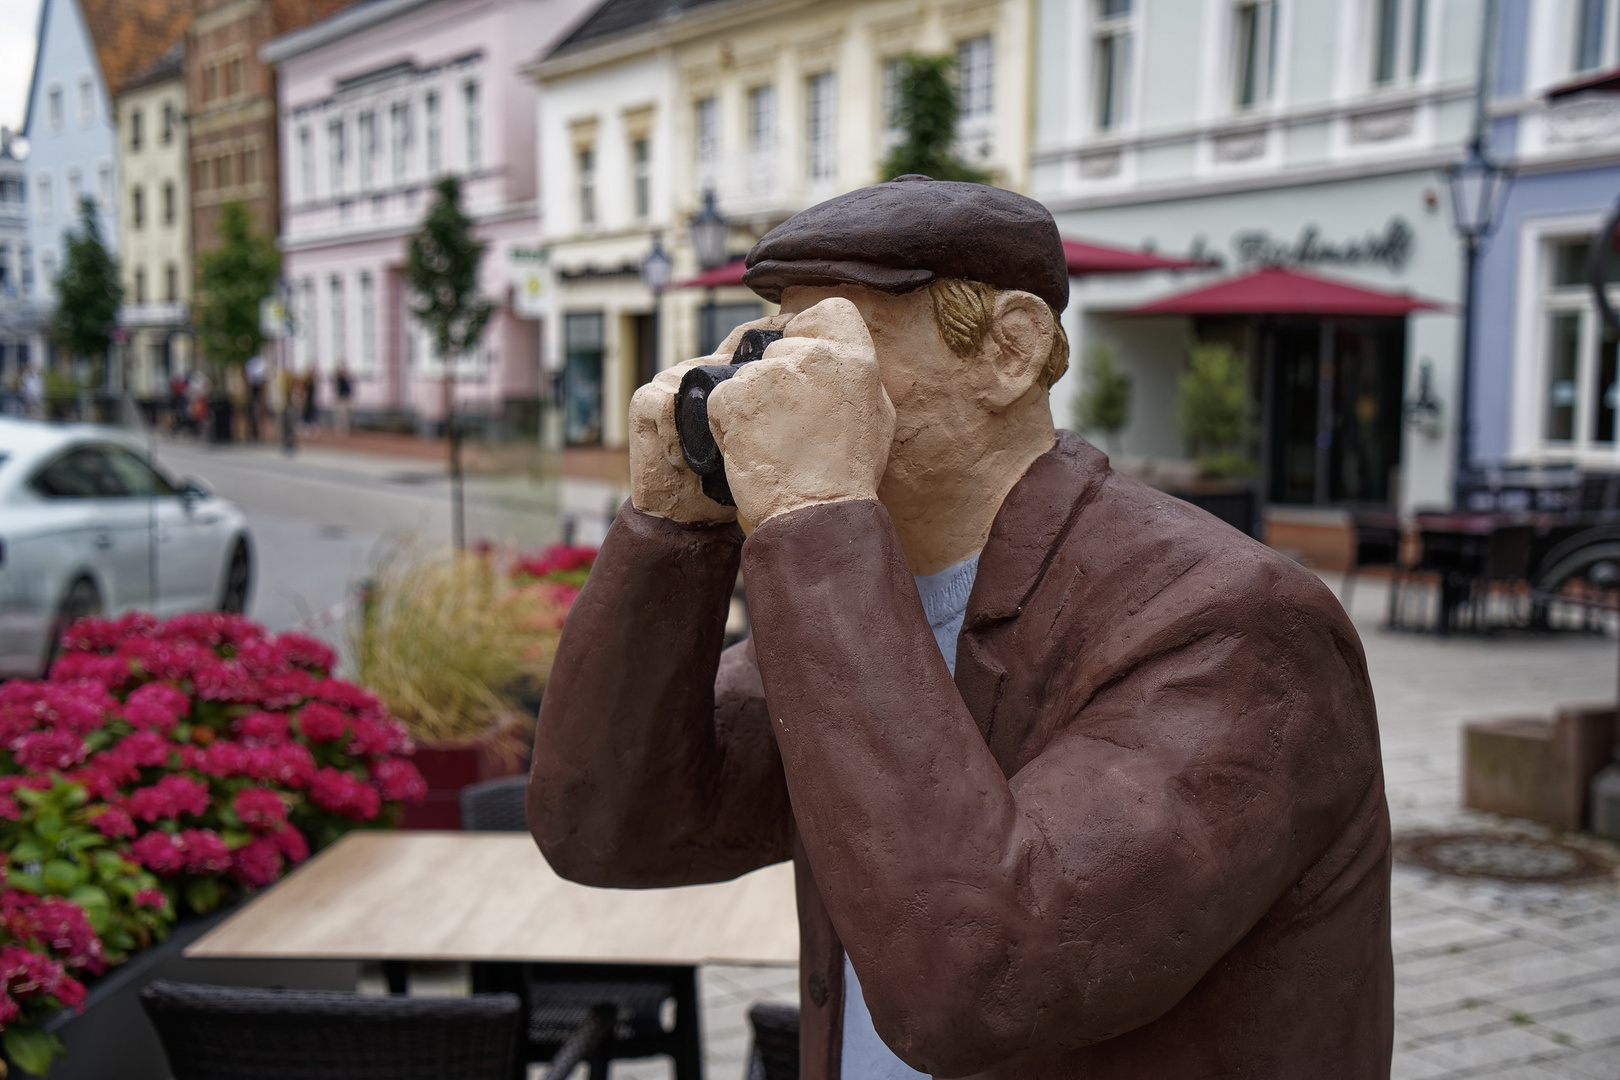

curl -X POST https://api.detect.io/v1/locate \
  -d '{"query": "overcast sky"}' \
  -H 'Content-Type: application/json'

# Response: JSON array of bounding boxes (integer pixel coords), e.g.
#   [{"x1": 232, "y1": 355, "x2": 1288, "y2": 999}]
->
[{"x1": 0, "y1": 0, "x2": 43, "y2": 133}]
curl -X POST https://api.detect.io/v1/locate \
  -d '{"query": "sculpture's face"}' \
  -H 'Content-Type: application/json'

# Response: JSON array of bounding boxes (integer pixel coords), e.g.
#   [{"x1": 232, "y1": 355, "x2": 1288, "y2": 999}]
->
[{"x1": 778, "y1": 283, "x2": 980, "y2": 489}]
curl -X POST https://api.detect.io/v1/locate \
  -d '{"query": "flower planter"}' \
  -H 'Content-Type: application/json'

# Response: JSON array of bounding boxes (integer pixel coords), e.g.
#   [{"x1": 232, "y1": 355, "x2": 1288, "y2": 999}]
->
[{"x1": 400, "y1": 716, "x2": 531, "y2": 830}]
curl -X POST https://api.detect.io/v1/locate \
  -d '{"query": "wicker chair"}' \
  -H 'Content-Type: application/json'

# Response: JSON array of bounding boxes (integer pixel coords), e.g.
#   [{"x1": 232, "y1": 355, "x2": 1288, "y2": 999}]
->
[
  {"x1": 139, "y1": 980, "x2": 521, "y2": 1080},
  {"x1": 459, "y1": 775, "x2": 529, "y2": 831},
  {"x1": 745, "y1": 1002, "x2": 800, "y2": 1080}
]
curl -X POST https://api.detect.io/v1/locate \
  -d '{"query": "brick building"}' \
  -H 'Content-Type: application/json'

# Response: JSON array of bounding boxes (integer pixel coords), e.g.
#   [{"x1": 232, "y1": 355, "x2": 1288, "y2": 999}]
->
[{"x1": 188, "y1": 0, "x2": 355, "y2": 257}]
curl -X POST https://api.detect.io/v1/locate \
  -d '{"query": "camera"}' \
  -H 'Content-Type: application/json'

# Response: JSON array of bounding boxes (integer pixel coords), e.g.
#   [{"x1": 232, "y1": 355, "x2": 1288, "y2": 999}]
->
[{"x1": 673, "y1": 328, "x2": 783, "y2": 507}]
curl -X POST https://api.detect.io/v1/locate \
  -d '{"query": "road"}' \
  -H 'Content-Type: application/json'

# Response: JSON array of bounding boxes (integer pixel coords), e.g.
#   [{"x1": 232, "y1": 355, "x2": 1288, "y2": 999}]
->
[{"x1": 149, "y1": 436, "x2": 622, "y2": 648}]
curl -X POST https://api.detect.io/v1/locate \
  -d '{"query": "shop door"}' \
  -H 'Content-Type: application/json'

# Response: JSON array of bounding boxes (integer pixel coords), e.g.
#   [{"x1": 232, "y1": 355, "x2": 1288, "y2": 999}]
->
[
  {"x1": 632, "y1": 314, "x2": 657, "y2": 389},
  {"x1": 1265, "y1": 319, "x2": 1405, "y2": 506},
  {"x1": 563, "y1": 312, "x2": 605, "y2": 446}
]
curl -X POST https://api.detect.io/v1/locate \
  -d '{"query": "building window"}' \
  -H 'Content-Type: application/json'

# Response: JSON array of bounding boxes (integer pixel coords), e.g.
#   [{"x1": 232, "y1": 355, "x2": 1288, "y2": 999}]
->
[
  {"x1": 1538, "y1": 238, "x2": 1620, "y2": 452},
  {"x1": 359, "y1": 111, "x2": 377, "y2": 190},
  {"x1": 226, "y1": 56, "x2": 244, "y2": 98},
  {"x1": 216, "y1": 153, "x2": 231, "y2": 190},
  {"x1": 165, "y1": 262, "x2": 177, "y2": 303},
  {"x1": 463, "y1": 80, "x2": 481, "y2": 171},
  {"x1": 563, "y1": 311, "x2": 605, "y2": 446},
  {"x1": 66, "y1": 167, "x2": 81, "y2": 209},
  {"x1": 163, "y1": 102, "x2": 176, "y2": 143},
  {"x1": 36, "y1": 173, "x2": 51, "y2": 221},
  {"x1": 632, "y1": 135, "x2": 651, "y2": 219},
  {"x1": 747, "y1": 84, "x2": 776, "y2": 195},
  {"x1": 577, "y1": 145, "x2": 596, "y2": 227},
  {"x1": 329, "y1": 119, "x2": 346, "y2": 196},
  {"x1": 359, "y1": 271, "x2": 375, "y2": 373},
  {"x1": 299, "y1": 277, "x2": 315, "y2": 370},
  {"x1": 47, "y1": 85, "x2": 62, "y2": 131},
  {"x1": 1232, "y1": 1, "x2": 1278, "y2": 109},
  {"x1": 132, "y1": 185, "x2": 144, "y2": 229},
  {"x1": 882, "y1": 58, "x2": 904, "y2": 133},
  {"x1": 425, "y1": 91, "x2": 441, "y2": 174},
  {"x1": 98, "y1": 163, "x2": 112, "y2": 205},
  {"x1": 1093, "y1": 0, "x2": 1134, "y2": 132},
  {"x1": 41, "y1": 250, "x2": 56, "y2": 286},
  {"x1": 330, "y1": 274, "x2": 346, "y2": 371},
  {"x1": 163, "y1": 181, "x2": 175, "y2": 225},
  {"x1": 20, "y1": 244, "x2": 32, "y2": 295},
  {"x1": 203, "y1": 63, "x2": 218, "y2": 103},
  {"x1": 299, "y1": 124, "x2": 313, "y2": 200},
  {"x1": 242, "y1": 145, "x2": 258, "y2": 185},
  {"x1": 134, "y1": 266, "x2": 146, "y2": 304},
  {"x1": 694, "y1": 96, "x2": 718, "y2": 189},
  {"x1": 957, "y1": 35, "x2": 993, "y2": 120},
  {"x1": 391, "y1": 102, "x2": 410, "y2": 183},
  {"x1": 78, "y1": 76, "x2": 93, "y2": 125},
  {"x1": 1372, "y1": 0, "x2": 1427, "y2": 86},
  {"x1": 130, "y1": 108, "x2": 143, "y2": 151},
  {"x1": 0, "y1": 244, "x2": 9, "y2": 291},
  {"x1": 805, "y1": 72, "x2": 836, "y2": 183}
]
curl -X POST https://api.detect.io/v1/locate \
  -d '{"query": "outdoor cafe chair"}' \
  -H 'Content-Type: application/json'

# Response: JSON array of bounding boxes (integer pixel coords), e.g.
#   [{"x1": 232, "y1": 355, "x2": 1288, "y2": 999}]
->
[
  {"x1": 138, "y1": 979, "x2": 521, "y2": 1080},
  {"x1": 745, "y1": 1001, "x2": 801, "y2": 1080},
  {"x1": 460, "y1": 774, "x2": 530, "y2": 831}
]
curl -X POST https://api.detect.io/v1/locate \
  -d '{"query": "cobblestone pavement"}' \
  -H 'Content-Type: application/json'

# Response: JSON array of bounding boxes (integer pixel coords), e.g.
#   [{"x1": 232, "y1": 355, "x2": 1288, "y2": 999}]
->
[{"x1": 565, "y1": 574, "x2": 1620, "y2": 1080}]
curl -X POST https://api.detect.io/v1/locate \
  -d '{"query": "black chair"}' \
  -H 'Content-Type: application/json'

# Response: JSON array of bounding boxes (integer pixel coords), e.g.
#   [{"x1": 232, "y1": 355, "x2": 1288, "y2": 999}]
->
[
  {"x1": 1342, "y1": 510, "x2": 1403, "y2": 627},
  {"x1": 745, "y1": 1002, "x2": 800, "y2": 1080},
  {"x1": 139, "y1": 980, "x2": 521, "y2": 1080},
  {"x1": 459, "y1": 775, "x2": 529, "y2": 831}
]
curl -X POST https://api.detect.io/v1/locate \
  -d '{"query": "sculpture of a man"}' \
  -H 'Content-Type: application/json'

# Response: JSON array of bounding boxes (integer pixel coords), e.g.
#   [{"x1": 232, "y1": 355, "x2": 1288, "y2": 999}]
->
[{"x1": 529, "y1": 178, "x2": 1393, "y2": 1079}]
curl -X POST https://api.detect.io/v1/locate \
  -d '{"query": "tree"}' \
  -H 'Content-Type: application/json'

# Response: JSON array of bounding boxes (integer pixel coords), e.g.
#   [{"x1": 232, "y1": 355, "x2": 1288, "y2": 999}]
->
[
  {"x1": 407, "y1": 175, "x2": 493, "y2": 551},
  {"x1": 1075, "y1": 343, "x2": 1132, "y2": 454},
  {"x1": 194, "y1": 202, "x2": 281, "y2": 373},
  {"x1": 879, "y1": 54, "x2": 991, "y2": 184},
  {"x1": 52, "y1": 197, "x2": 122, "y2": 386},
  {"x1": 1179, "y1": 342, "x2": 1256, "y2": 478}
]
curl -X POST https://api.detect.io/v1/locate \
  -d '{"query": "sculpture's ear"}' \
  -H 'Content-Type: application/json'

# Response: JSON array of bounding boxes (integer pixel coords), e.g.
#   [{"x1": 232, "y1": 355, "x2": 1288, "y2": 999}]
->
[{"x1": 982, "y1": 290, "x2": 1053, "y2": 410}]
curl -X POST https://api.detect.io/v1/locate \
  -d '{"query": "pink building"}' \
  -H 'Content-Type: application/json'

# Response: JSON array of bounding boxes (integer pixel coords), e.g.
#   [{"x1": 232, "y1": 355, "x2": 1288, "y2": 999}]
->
[{"x1": 263, "y1": 0, "x2": 591, "y2": 429}]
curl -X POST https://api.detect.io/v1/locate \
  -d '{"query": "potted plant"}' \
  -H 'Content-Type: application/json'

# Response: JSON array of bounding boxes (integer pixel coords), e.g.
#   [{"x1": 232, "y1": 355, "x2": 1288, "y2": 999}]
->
[
  {"x1": 349, "y1": 545, "x2": 591, "y2": 828},
  {"x1": 1074, "y1": 343, "x2": 1132, "y2": 456},
  {"x1": 1173, "y1": 342, "x2": 1262, "y2": 538}
]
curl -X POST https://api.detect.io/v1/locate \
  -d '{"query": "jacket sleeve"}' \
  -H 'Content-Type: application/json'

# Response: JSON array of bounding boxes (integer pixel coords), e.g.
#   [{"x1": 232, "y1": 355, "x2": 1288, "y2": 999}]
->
[
  {"x1": 527, "y1": 504, "x2": 793, "y2": 887},
  {"x1": 742, "y1": 498, "x2": 1380, "y2": 1077}
]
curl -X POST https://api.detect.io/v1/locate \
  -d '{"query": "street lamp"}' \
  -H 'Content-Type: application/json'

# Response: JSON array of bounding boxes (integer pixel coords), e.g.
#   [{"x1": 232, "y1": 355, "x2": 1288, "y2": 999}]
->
[
  {"x1": 689, "y1": 189, "x2": 729, "y2": 272},
  {"x1": 639, "y1": 235, "x2": 672, "y2": 382},
  {"x1": 1443, "y1": 141, "x2": 1512, "y2": 506}
]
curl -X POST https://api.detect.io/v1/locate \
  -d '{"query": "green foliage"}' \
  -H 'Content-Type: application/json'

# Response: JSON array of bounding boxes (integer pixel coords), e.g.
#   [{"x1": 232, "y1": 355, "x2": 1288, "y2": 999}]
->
[
  {"x1": 407, "y1": 177, "x2": 493, "y2": 364},
  {"x1": 1179, "y1": 342, "x2": 1256, "y2": 478},
  {"x1": 879, "y1": 54, "x2": 990, "y2": 184},
  {"x1": 1075, "y1": 344, "x2": 1132, "y2": 451},
  {"x1": 51, "y1": 198, "x2": 122, "y2": 370},
  {"x1": 194, "y1": 203, "x2": 281, "y2": 371},
  {"x1": 5, "y1": 1025, "x2": 62, "y2": 1077}
]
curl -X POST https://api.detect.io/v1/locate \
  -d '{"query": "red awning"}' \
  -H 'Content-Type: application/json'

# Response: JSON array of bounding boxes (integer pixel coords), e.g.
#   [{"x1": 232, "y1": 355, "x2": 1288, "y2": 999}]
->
[
  {"x1": 1547, "y1": 67, "x2": 1620, "y2": 101},
  {"x1": 674, "y1": 258, "x2": 749, "y2": 289},
  {"x1": 1132, "y1": 266, "x2": 1443, "y2": 317},
  {"x1": 1064, "y1": 239, "x2": 1203, "y2": 276}
]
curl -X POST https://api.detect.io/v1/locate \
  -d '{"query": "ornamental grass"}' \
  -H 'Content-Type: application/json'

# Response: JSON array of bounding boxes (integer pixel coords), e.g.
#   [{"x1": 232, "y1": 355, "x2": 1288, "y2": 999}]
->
[{"x1": 0, "y1": 612, "x2": 425, "y2": 1076}]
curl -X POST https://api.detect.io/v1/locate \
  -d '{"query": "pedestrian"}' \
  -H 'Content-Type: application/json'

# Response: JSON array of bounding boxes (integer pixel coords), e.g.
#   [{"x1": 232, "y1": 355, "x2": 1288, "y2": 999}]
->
[
  {"x1": 280, "y1": 367, "x2": 300, "y2": 454},
  {"x1": 301, "y1": 370, "x2": 319, "y2": 436},
  {"x1": 187, "y1": 369, "x2": 211, "y2": 439},
  {"x1": 169, "y1": 370, "x2": 189, "y2": 433},
  {"x1": 245, "y1": 353, "x2": 268, "y2": 441},
  {"x1": 333, "y1": 364, "x2": 353, "y2": 438},
  {"x1": 21, "y1": 362, "x2": 43, "y2": 419}
]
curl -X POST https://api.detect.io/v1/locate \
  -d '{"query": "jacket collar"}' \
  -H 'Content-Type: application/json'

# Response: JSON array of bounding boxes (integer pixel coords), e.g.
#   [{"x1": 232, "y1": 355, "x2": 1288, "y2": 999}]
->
[{"x1": 962, "y1": 431, "x2": 1110, "y2": 631}]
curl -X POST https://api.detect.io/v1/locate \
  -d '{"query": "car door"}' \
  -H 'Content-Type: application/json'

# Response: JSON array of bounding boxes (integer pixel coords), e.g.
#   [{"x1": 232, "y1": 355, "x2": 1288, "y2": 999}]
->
[
  {"x1": 29, "y1": 445, "x2": 152, "y2": 613},
  {"x1": 102, "y1": 445, "x2": 225, "y2": 615}
]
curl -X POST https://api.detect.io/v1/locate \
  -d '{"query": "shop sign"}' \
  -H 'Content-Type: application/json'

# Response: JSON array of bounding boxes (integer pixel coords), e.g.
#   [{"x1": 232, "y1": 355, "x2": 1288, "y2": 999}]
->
[
  {"x1": 1232, "y1": 217, "x2": 1413, "y2": 272},
  {"x1": 509, "y1": 244, "x2": 551, "y2": 319}
]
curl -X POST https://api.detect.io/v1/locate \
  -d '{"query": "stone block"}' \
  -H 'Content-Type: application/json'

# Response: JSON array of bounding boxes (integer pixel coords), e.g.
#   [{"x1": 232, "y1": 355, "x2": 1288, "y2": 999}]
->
[
  {"x1": 1463, "y1": 706, "x2": 1617, "y2": 829},
  {"x1": 1593, "y1": 765, "x2": 1620, "y2": 842},
  {"x1": 1556, "y1": 703, "x2": 1617, "y2": 829}
]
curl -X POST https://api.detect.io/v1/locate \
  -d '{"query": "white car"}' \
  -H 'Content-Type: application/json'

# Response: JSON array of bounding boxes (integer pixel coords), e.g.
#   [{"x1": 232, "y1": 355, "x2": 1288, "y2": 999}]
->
[{"x1": 0, "y1": 418, "x2": 253, "y2": 677}]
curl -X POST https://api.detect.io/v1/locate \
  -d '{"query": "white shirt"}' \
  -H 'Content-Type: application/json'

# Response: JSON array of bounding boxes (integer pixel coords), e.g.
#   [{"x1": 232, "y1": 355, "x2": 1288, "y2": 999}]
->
[{"x1": 839, "y1": 552, "x2": 981, "y2": 1079}]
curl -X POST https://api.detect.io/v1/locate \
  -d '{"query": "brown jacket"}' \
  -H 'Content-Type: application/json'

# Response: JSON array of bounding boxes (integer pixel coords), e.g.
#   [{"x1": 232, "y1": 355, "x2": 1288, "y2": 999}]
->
[{"x1": 529, "y1": 433, "x2": 1393, "y2": 1079}]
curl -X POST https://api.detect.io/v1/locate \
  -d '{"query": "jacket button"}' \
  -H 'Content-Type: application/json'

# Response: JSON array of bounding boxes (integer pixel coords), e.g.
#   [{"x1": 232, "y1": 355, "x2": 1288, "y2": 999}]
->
[{"x1": 808, "y1": 971, "x2": 829, "y2": 1007}]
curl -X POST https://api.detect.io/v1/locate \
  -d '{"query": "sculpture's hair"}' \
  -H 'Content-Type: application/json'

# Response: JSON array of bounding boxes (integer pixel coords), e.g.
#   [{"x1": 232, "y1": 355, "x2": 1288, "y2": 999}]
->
[{"x1": 928, "y1": 278, "x2": 1070, "y2": 389}]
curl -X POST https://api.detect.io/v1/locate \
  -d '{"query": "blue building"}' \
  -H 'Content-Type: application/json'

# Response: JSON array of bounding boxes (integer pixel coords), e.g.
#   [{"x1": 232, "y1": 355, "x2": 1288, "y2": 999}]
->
[{"x1": 1471, "y1": 0, "x2": 1620, "y2": 482}]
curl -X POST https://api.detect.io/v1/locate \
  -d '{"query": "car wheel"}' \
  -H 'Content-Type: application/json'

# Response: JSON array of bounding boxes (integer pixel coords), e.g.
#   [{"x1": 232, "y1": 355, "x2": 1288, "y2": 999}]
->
[
  {"x1": 219, "y1": 539, "x2": 252, "y2": 614},
  {"x1": 46, "y1": 577, "x2": 102, "y2": 672}
]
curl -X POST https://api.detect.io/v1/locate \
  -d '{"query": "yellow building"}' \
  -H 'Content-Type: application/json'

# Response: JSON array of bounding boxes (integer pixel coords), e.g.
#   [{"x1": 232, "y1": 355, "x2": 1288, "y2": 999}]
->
[
  {"x1": 116, "y1": 43, "x2": 193, "y2": 402},
  {"x1": 529, "y1": 0, "x2": 1033, "y2": 450}
]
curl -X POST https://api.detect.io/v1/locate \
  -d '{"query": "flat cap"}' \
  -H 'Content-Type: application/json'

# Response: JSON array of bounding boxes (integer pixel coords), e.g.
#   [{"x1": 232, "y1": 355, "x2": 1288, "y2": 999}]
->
[{"x1": 743, "y1": 176, "x2": 1069, "y2": 312}]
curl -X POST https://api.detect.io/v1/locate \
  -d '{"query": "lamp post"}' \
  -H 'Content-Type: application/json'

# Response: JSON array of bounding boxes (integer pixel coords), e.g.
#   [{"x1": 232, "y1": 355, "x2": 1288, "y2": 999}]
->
[
  {"x1": 1443, "y1": 141, "x2": 1512, "y2": 507},
  {"x1": 689, "y1": 190, "x2": 728, "y2": 355},
  {"x1": 639, "y1": 235, "x2": 672, "y2": 379}
]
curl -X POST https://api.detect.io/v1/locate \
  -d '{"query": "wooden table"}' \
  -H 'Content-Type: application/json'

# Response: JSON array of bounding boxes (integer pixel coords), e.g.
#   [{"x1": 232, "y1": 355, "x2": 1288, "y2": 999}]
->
[{"x1": 188, "y1": 830, "x2": 799, "y2": 965}]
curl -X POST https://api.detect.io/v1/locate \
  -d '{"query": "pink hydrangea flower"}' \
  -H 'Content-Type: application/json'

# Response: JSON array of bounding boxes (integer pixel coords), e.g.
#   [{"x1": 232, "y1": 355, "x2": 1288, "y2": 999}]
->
[
  {"x1": 230, "y1": 838, "x2": 284, "y2": 888},
  {"x1": 233, "y1": 788, "x2": 289, "y2": 831},
  {"x1": 131, "y1": 831, "x2": 184, "y2": 875},
  {"x1": 178, "y1": 829, "x2": 233, "y2": 876},
  {"x1": 372, "y1": 758, "x2": 428, "y2": 803},
  {"x1": 296, "y1": 702, "x2": 349, "y2": 743}
]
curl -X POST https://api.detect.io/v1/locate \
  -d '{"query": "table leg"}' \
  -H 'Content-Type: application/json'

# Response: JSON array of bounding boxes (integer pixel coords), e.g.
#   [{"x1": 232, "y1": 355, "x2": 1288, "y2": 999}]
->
[
  {"x1": 672, "y1": 964, "x2": 704, "y2": 1080},
  {"x1": 382, "y1": 960, "x2": 409, "y2": 996}
]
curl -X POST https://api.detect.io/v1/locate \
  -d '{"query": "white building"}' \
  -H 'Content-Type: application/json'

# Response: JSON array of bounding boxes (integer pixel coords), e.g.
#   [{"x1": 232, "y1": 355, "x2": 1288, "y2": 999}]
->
[
  {"x1": 0, "y1": 130, "x2": 38, "y2": 391},
  {"x1": 1034, "y1": 0, "x2": 1488, "y2": 518}
]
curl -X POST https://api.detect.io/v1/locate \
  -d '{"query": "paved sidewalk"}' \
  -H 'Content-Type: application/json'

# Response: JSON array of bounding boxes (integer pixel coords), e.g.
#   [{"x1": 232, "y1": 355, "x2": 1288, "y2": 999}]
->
[{"x1": 600, "y1": 574, "x2": 1620, "y2": 1080}]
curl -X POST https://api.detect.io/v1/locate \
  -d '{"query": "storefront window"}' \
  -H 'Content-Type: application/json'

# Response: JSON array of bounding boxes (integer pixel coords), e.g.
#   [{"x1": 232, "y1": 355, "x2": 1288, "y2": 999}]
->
[
  {"x1": 699, "y1": 302, "x2": 764, "y2": 358},
  {"x1": 564, "y1": 312, "x2": 605, "y2": 447},
  {"x1": 1539, "y1": 238, "x2": 1620, "y2": 455},
  {"x1": 1546, "y1": 312, "x2": 1581, "y2": 443},
  {"x1": 1093, "y1": 0, "x2": 1134, "y2": 132}
]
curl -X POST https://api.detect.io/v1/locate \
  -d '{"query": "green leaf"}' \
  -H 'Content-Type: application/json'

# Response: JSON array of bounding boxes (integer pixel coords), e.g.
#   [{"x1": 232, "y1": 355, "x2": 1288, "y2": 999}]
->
[
  {"x1": 9, "y1": 840, "x2": 47, "y2": 863},
  {"x1": 6, "y1": 872, "x2": 44, "y2": 895},
  {"x1": 184, "y1": 877, "x2": 222, "y2": 914},
  {"x1": 68, "y1": 884, "x2": 109, "y2": 909},
  {"x1": 64, "y1": 833, "x2": 103, "y2": 855},
  {"x1": 6, "y1": 1024, "x2": 61, "y2": 1077},
  {"x1": 220, "y1": 829, "x2": 252, "y2": 850},
  {"x1": 41, "y1": 860, "x2": 83, "y2": 893}
]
